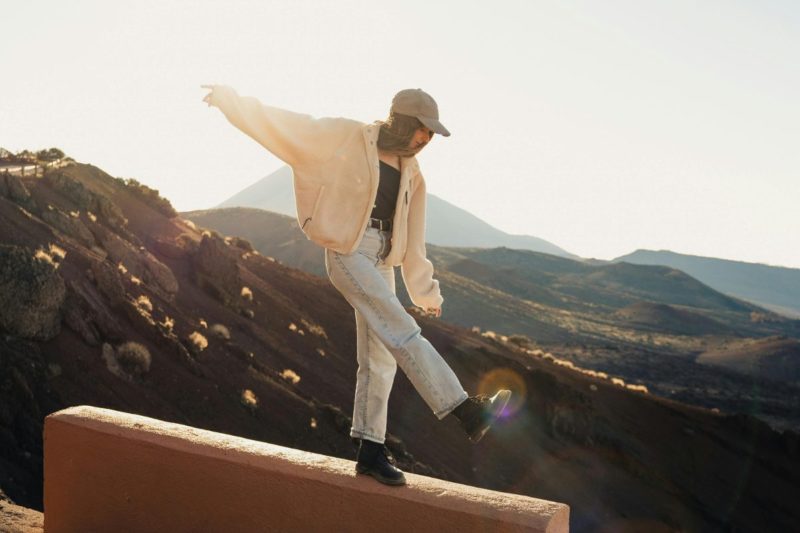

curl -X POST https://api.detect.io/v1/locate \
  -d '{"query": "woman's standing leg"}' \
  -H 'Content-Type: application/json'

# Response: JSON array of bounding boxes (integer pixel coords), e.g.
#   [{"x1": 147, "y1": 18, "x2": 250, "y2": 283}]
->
[{"x1": 350, "y1": 262, "x2": 398, "y2": 443}]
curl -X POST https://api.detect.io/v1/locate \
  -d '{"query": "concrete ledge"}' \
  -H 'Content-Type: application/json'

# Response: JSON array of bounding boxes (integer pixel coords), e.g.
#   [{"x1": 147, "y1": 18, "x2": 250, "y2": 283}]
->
[{"x1": 44, "y1": 405, "x2": 569, "y2": 532}]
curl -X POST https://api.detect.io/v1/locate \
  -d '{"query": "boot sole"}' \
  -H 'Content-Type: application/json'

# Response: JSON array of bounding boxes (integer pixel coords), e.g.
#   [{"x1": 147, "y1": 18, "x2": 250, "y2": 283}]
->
[
  {"x1": 355, "y1": 464, "x2": 407, "y2": 486},
  {"x1": 469, "y1": 389, "x2": 512, "y2": 443}
]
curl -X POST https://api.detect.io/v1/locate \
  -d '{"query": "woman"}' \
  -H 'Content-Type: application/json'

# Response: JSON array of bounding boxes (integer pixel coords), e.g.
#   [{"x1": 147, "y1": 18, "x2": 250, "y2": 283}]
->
[{"x1": 202, "y1": 84, "x2": 511, "y2": 486}]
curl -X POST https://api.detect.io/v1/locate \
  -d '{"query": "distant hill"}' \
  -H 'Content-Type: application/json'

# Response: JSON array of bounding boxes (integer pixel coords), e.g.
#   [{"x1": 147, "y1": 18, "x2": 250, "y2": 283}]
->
[
  {"x1": 697, "y1": 336, "x2": 800, "y2": 382},
  {"x1": 614, "y1": 250, "x2": 800, "y2": 318},
  {"x1": 216, "y1": 165, "x2": 576, "y2": 258}
]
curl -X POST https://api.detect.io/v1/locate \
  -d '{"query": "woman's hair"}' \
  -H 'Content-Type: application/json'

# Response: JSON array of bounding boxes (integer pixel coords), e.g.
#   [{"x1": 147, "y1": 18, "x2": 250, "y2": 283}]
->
[{"x1": 376, "y1": 113, "x2": 424, "y2": 157}]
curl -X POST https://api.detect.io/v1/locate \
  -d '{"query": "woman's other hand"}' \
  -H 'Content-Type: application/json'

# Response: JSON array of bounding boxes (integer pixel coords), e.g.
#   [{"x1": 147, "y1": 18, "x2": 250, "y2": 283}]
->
[{"x1": 425, "y1": 307, "x2": 442, "y2": 318}]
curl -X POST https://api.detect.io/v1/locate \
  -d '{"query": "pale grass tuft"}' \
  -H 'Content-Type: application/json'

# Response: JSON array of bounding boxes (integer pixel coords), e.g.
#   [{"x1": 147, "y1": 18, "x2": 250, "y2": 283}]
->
[
  {"x1": 288, "y1": 322, "x2": 298, "y2": 332},
  {"x1": 87, "y1": 211, "x2": 97, "y2": 222},
  {"x1": 611, "y1": 377, "x2": 626, "y2": 387},
  {"x1": 471, "y1": 326, "x2": 481, "y2": 334},
  {"x1": 34, "y1": 248, "x2": 55, "y2": 266},
  {"x1": 161, "y1": 316, "x2": 175, "y2": 332},
  {"x1": 136, "y1": 295, "x2": 153, "y2": 313},
  {"x1": 310, "y1": 417, "x2": 317, "y2": 429},
  {"x1": 69, "y1": 210, "x2": 80, "y2": 218},
  {"x1": 189, "y1": 331, "x2": 208, "y2": 352},
  {"x1": 626, "y1": 383, "x2": 649, "y2": 394},
  {"x1": 199, "y1": 319, "x2": 208, "y2": 329},
  {"x1": 48, "y1": 243, "x2": 67, "y2": 261},
  {"x1": 300, "y1": 318, "x2": 327, "y2": 339},
  {"x1": 316, "y1": 348, "x2": 326, "y2": 357},
  {"x1": 117, "y1": 262, "x2": 128, "y2": 274},
  {"x1": 183, "y1": 218, "x2": 197, "y2": 230},
  {"x1": 241, "y1": 389, "x2": 258, "y2": 409},
  {"x1": 280, "y1": 369, "x2": 301, "y2": 384},
  {"x1": 130, "y1": 275, "x2": 142, "y2": 285},
  {"x1": 241, "y1": 286, "x2": 253, "y2": 301}
]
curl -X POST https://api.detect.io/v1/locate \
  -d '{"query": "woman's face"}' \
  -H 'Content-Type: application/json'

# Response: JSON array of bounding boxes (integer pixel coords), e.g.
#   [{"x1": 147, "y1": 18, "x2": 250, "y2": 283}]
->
[{"x1": 407, "y1": 126, "x2": 435, "y2": 153}]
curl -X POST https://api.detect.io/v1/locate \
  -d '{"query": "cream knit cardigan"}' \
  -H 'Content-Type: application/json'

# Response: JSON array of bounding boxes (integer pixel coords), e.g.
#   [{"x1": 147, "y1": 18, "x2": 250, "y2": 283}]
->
[{"x1": 207, "y1": 85, "x2": 443, "y2": 309}]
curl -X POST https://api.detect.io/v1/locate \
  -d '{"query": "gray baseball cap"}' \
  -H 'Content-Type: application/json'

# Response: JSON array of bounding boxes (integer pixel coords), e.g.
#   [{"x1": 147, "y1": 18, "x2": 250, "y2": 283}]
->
[{"x1": 390, "y1": 88, "x2": 451, "y2": 137}]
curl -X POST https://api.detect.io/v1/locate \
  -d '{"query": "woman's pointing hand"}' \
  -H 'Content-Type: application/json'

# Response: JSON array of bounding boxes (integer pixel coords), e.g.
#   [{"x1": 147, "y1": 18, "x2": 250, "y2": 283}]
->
[{"x1": 200, "y1": 84, "x2": 216, "y2": 107}]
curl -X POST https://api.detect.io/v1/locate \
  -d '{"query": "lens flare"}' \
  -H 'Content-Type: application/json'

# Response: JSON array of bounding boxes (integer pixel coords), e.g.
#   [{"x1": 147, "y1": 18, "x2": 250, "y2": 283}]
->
[{"x1": 476, "y1": 367, "x2": 527, "y2": 417}]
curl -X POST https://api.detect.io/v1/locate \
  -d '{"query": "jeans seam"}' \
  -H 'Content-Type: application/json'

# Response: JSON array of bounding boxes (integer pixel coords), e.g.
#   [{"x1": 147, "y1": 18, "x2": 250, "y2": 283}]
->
[{"x1": 331, "y1": 251, "x2": 446, "y2": 408}]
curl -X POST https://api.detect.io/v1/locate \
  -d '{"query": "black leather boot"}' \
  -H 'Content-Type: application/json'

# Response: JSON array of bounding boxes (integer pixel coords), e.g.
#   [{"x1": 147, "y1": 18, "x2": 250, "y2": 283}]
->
[
  {"x1": 355, "y1": 439, "x2": 407, "y2": 486},
  {"x1": 450, "y1": 390, "x2": 512, "y2": 443}
]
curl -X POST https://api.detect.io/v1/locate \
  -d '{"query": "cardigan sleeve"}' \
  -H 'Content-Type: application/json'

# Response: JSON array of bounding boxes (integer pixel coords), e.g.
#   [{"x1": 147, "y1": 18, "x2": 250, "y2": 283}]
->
[
  {"x1": 207, "y1": 85, "x2": 358, "y2": 168},
  {"x1": 400, "y1": 176, "x2": 444, "y2": 309}
]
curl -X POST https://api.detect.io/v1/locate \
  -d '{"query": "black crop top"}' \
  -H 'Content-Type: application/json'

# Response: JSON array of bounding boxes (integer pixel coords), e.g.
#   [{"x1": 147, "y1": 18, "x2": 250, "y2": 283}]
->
[{"x1": 370, "y1": 160, "x2": 401, "y2": 220}]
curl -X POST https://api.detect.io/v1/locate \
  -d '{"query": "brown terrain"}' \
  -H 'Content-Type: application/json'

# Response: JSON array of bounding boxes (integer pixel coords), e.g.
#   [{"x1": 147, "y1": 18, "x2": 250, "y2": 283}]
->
[
  {"x1": 187, "y1": 207, "x2": 800, "y2": 434},
  {"x1": 1, "y1": 162, "x2": 799, "y2": 532}
]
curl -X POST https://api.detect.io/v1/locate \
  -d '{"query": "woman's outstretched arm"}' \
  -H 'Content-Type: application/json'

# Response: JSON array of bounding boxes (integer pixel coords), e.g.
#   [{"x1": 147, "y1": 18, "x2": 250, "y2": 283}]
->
[{"x1": 201, "y1": 84, "x2": 359, "y2": 169}]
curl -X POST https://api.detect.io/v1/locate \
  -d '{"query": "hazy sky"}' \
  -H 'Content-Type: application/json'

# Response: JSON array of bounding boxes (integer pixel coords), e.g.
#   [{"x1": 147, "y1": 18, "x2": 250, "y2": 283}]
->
[{"x1": 2, "y1": 1, "x2": 798, "y2": 267}]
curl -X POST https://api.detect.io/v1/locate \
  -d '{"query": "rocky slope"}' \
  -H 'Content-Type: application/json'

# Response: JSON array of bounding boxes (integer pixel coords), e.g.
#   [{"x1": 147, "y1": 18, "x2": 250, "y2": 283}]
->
[{"x1": 1, "y1": 163, "x2": 799, "y2": 532}]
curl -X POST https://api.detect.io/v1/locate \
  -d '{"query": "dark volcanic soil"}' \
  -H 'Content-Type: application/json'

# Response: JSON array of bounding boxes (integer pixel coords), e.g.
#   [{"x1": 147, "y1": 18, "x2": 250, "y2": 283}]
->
[{"x1": 1, "y1": 163, "x2": 799, "y2": 532}]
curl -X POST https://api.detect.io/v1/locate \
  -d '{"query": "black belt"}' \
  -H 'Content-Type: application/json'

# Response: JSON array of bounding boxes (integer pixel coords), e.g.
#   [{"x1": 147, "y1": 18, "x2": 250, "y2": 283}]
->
[{"x1": 368, "y1": 217, "x2": 392, "y2": 231}]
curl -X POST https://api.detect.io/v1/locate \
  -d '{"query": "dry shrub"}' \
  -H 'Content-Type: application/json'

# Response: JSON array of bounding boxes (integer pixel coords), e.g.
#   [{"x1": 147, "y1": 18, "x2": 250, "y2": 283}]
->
[
  {"x1": 611, "y1": 377, "x2": 626, "y2": 387},
  {"x1": 626, "y1": 383, "x2": 649, "y2": 394},
  {"x1": 316, "y1": 348, "x2": 326, "y2": 357},
  {"x1": 507, "y1": 334, "x2": 531, "y2": 348},
  {"x1": 161, "y1": 316, "x2": 175, "y2": 332},
  {"x1": 48, "y1": 243, "x2": 67, "y2": 261},
  {"x1": 241, "y1": 389, "x2": 258, "y2": 410},
  {"x1": 117, "y1": 262, "x2": 128, "y2": 274},
  {"x1": 136, "y1": 295, "x2": 153, "y2": 313},
  {"x1": 130, "y1": 275, "x2": 142, "y2": 285},
  {"x1": 87, "y1": 211, "x2": 97, "y2": 222},
  {"x1": 188, "y1": 331, "x2": 208, "y2": 352},
  {"x1": 241, "y1": 286, "x2": 253, "y2": 301},
  {"x1": 199, "y1": 319, "x2": 208, "y2": 329},
  {"x1": 280, "y1": 369, "x2": 301, "y2": 384},
  {"x1": 300, "y1": 318, "x2": 327, "y2": 339},
  {"x1": 210, "y1": 323, "x2": 230, "y2": 340},
  {"x1": 34, "y1": 247, "x2": 57, "y2": 267},
  {"x1": 116, "y1": 341, "x2": 151, "y2": 376}
]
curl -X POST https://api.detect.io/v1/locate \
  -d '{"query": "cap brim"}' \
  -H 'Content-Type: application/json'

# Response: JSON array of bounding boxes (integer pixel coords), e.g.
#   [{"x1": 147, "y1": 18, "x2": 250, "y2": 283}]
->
[{"x1": 418, "y1": 116, "x2": 451, "y2": 137}]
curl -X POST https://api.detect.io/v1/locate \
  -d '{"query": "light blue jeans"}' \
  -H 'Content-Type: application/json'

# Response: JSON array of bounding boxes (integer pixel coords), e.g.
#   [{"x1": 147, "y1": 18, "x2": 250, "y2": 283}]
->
[{"x1": 325, "y1": 225, "x2": 468, "y2": 444}]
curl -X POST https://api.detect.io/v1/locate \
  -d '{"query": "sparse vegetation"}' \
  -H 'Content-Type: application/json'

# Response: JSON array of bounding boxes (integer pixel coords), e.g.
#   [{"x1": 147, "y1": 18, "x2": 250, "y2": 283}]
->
[
  {"x1": 241, "y1": 389, "x2": 258, "y2": 411},
  {"x1": 114, "y1": 176, "x2": 177, "y2": 217},
  {"x1": 507, "y1": 334, "x2": 533, "y2": 348},
  {"x1": 188, "y1": 331, "x2": 208, "y2": 352},
  {"x1": 300, "y1": 318, "x2": 327, "y2": 339},
  {"x1": 210, "y1": 323, "x2": 230, "y2": 340},
  {"x1": 316, "y1": 348, "x2": 326, "y2": 357},
  {"x1": 241, "y1": 286, "x2": 253, "y2": 301},
  {"x1": 136, "y1": 295, "x2": 153, "y2": 313},
  {"x1": 280, "y1": 369, "x2": 301, "y2": 384},
  {"x1": 115, "y1": 341, "x2": 152, "y2": 376}
]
